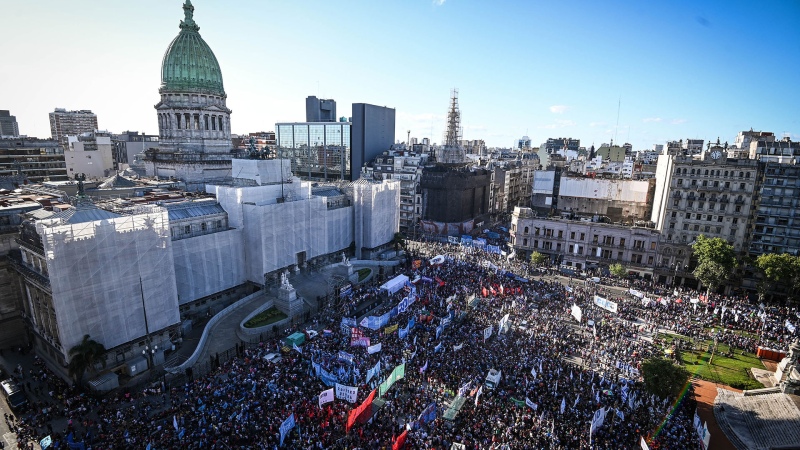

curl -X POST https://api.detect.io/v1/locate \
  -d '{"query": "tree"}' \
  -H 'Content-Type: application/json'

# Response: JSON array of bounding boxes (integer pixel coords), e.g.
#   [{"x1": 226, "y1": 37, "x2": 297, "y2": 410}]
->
[
  {"x1": 392, "y1": 232, "x2": 406, "y2": 252},
  {"x1": 755, "y1": 253, "x2": 800, "y2": 302},
  {"x1": 529, "y1": 251, "x2": 548, "y2": 266},
  {"x1": 691, "y1": 235, "x2": 736, "y2": 294},
  {"x1": 608, "y1": 263, "x2": 627, "y2": 278},
  {"x1": 68, "y1": 334, "x2": 107, "y2": 387},
  {"x1": 641, "y1": 358, "x2": 691, "y2": 399}
]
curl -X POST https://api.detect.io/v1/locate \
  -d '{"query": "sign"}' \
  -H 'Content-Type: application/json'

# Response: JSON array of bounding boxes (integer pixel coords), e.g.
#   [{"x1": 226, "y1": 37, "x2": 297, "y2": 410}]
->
[
  {"x1": 338, "y1": 351, "x2": 355, "y2": 364},
  {"x1": 594, "y1": 295, "x2": 618, "y2": 313},
  {"x1": 367, "y1": 343, "x2": 382, "y2": 354},
  {"x1": 319, "y1": 388, "x2": 334, "y2": 407},
  {"x1": 571, "y1": 304, "x2": 582, "y2": 322},
  {"x1": 629, "y1": 289, "x2": 645, "y2": 298},
  {"x1": 40, "y1": 436, "x2": 53, "y2": 450},
  {"x1": 483, "y1": 325, "x2": 493, "y2": 341},
  {"x1": 336, "y1": 383, "x2": 359, "y2": 403},
  {"x1": 384, "y1": 323, "x2": 399, "y2": 334}
]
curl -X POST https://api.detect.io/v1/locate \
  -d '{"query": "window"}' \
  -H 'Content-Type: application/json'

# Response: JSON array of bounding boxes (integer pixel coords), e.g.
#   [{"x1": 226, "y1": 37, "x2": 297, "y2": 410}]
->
[
  {"x1": 568, "y1": 244, "x2": 574, "y2": 253},
  {"x1": 201, "y1": 222, "x2": 207, "y2": 231},
  {"x1": 732, "y1": 218, "x2": 738, "y2": 224},
  {"x1": 650, "y1": 242, "x2": 656, "y2": 250},
  {"x1": 580, "y1": 233, "x2": 585, "y2": 240},
  {"x1": 683, "y1": 224, "x2": 689, "y2": 230},
  {"x1": 524, "y1": 226, "x2": 529, "y2": 234},
  {"x1": 558, "y1": 230, "x2": 563, "y2": 238},
  {"x1": 570, "y1": 232, "x2": 575, "y2": 239},
  {"x1": 717, "y1": 216, "x2": 723, "y2": 223},
  {"x1": 694, "y1": 225, "x2": 700, "y2": 231},
  {"x1": 735, "y1": 206, "x2": 741, "y2": 213},
  {"x1": 669, "y1": 223, "x2": 675, "y2": 229},
  {"x1": 673, "y1": 200, "x2": 680, "y2": 207},
  {"x1": 184, "y1": 225, "x2": 191, "y2": 234},
  {"x1": 617, "y1": 251, "x2": 624, "y2": 260},
  {"x1": 523, "y1": 239, "x2": 528, "y2": 246},
  {"x1": 739, "y1": 183, "x2": 745, "y2": 190},
  {"x1": 671, "y1": 211, "x2": 677, "y2": 218},
  {"x1": 677, "y1": 179, "x2": 683, "y2": 185}
]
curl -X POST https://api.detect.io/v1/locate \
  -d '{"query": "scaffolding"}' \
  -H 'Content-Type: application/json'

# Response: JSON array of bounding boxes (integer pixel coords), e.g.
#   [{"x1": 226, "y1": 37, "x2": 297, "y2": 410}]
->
[{"x1": 39, "y1": 205, "x2": 180, "y2": 355}]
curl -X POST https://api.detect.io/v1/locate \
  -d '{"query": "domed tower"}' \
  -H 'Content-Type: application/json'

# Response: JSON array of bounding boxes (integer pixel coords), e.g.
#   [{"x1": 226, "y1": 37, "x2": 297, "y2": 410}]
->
[{"x1": 153, "y1": 0, "x2": 232, "y2": 159}]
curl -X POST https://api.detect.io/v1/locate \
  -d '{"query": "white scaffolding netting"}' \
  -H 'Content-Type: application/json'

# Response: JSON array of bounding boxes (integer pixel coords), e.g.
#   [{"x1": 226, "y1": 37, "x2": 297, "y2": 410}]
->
[
  {"x1": 351, "y1": 180, "x2": 400, "y2": 257},
  {"x1": 39, "y1": 207, "x2": 180, "y2": 358},
  {"x1": 243, "y1": 195, "x2": 352, "y2": 281},
  {"x1": 172, "y1": 229, "x2": 246, "y2": 304}
]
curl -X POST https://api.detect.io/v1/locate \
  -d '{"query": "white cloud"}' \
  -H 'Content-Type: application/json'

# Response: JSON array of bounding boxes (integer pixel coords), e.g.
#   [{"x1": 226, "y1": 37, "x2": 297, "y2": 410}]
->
[
  {"x1": 539, "y1": 119, "x2": 576, "y2": 129},
  {"x1": 642, "y1": 117, "x2": 662, "y2": 123},
  {"x1": 433, "y1": 0, "x2": 446, "y2": 5},
  {"x1": 549, "y1": 105, "x2": 570, "y2": 114},
  {"x1": 589, "y1": 121, "x2": 607, "y2": 127},
  {"x1": 671, "y1": 118, "x2": 687, "y2": 125}
]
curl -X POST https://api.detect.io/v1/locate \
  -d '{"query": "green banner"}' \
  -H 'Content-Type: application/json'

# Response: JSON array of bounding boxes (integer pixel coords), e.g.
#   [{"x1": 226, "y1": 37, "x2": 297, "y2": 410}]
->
[
  {"x1": 510, "y1": 397, "x2": 526, "y2": 407},
  {"x1": 379, "y1": 363, "x2": 406, "y2": 397},
  {"x1": 443, "y1": 395, "x2": 466, "y2": 420}
]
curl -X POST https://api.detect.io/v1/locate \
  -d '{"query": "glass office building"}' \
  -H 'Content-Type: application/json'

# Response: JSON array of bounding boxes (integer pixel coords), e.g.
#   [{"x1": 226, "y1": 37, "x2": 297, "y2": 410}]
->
[{"x1": 276, "y1": 122, "x2": 351, "y2": 181}]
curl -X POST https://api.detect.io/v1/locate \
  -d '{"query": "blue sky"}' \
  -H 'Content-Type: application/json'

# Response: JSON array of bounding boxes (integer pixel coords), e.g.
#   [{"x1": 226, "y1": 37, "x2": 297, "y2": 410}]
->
[{"x1": 2, "y1": 0, "x2": 798, "y2": 149}]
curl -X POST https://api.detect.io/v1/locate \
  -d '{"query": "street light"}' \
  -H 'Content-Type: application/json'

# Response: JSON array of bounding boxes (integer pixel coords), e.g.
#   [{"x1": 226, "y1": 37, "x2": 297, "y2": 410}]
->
[{"x1": 142, "y1": 344, "x2": 158, "y2": 369}]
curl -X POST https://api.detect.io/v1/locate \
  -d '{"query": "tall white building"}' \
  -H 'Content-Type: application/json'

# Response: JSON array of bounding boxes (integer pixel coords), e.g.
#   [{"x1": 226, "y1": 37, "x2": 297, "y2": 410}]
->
[{"x1": 65, "y1": 131, "x2": 115, "y2": 179}]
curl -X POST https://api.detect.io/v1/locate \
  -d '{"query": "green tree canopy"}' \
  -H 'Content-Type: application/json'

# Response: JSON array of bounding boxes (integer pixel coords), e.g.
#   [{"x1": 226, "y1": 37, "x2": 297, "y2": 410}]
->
[
  {"x1": 68, "y1": 334, "x2": 107, "y2": 386},
  {"x1": 529, "y1": 251, "x2": 548, "y2": 266},
  {"x1": 609, "y1": 263, "x2": 627, "y2": 278},
  {"x1": 755, "y1": 253, "x2": 800, "y2": 301},
  {"x1": 392, "y1": 232, "x2": 406, "y2": 251},
  {"x1": 691, "y1": 235, "x2": 736, "y2": 293},
  {"x1": 641, "y1": 358, "x2": 691, "y2": 399}
]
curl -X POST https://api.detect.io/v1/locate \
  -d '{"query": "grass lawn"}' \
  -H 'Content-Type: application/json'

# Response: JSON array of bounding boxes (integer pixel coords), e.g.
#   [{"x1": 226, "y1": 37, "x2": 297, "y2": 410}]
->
[
  {"x1": 244, "y1": 306, "x2": 287, "y2": 329},
  {"x1": 662, "y1": 332, "x2": 765, "y2": 390},
  {"x1": 357, "y1": 268, "x2": 372, "y2": 282}
]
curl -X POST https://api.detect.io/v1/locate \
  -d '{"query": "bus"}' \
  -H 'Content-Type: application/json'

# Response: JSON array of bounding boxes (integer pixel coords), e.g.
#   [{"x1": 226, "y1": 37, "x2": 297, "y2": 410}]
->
[{"x1": 1, "y1": 379, "x2": 28, "y2": 411}]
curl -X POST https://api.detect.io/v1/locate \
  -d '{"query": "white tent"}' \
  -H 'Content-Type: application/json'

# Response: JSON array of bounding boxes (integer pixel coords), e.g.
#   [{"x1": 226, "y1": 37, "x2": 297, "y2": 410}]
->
[{"x1": 381, "y1": 274, "x2": 409, "y2": 295}]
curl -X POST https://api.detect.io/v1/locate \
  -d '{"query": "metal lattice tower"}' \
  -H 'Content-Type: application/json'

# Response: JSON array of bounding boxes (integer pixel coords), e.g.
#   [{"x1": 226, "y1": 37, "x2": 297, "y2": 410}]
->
[{"x1": 444, "y1": 89, "x2": 462, "y2": 147}]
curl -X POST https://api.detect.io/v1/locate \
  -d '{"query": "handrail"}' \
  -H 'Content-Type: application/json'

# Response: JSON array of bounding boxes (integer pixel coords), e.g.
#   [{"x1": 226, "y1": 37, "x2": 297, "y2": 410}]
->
[{"x1": 164, "y1": 289, "x2": 264, "y2": 374}]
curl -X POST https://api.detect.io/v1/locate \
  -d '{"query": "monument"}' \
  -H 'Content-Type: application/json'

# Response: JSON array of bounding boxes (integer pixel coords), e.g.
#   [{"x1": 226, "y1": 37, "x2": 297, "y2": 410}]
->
[
  {"x1": 776, "y1": 339, "x2": 800, "y2": 395},
  {"x1": 335, "y1": 252, "x2": 355, "y2": 280},
  {"x1": 274, "y1": 270, "x2": 304, "y2": 319}
]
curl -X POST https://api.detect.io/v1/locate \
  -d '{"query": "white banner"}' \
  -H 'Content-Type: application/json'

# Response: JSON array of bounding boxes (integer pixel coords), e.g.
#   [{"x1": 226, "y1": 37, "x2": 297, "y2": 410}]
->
[
  {"x1": 498, "y1": 314, "x2": 510, "y2": 334},
  {"x1": 640, "y1": 436, "x2": 650, "y2": 450},
  {"x1": 318, "y1": 388, "x2": 334, "y2": 408},
  {"x1": 483, "y1": 325, "x2": 493, "y2": 341},
  {"x1": 525, "y1": 397, "x2": 538, "y2": 410},
  {"x1": 629, "y1": 289, "x2": 645, "y2": 299},
  {"x1": 571, "y1": 304, "x2": 582, "y2": 322},
  {"x1": 367, "y1": 343, "x2": 382, "y2": 354},
  {"x1": 453, "y1": 343, "x2": 463, "y2": 351},
  {"x1": 594, "y1": 295, "x2": 618, "y2": 313},
  {"x1": 335, "y1": 383, "x2": 359, "y2": 403}
]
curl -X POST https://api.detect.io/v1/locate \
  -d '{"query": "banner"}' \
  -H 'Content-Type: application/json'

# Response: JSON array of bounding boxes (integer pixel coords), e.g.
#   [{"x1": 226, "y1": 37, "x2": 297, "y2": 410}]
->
[
  {"x1": 525, "y1": 397, "x2": 538, "y2": 410},
  {"x1": 571, "y1": 304, "x2": 582, "y2": 322},
  {"x1": 319, "y1": 388, "x2": 334, "y2": 408},
  {"x1": 629, "y1": 289, "x2": 645, "y2": 299},
  {"x1": 368, "y1": 343, "x2": 382, "y2": 354},
  {"x1": 640, "y1": 436, "x2": 650, "y2": 450},
  {"x1": 336, "y1": 383, "x2": 359, "y2": 403},
  {"x1": 379, "y1": 364, "x2": 406, "y2": 397},
  {"x1": 399, "y1": 324, "x2": 409, "y2": 340},
  {"x1": 483, "y1": 325, "x2": 493, "y2": 341},
  {"x1": 366, "y1": 361, "x2": 381, "y2": 384},
  {"x1": 398, "y1": 295, "x2": 416, "y2": 313},
  {"x1": 594, "y1": 295, "x2": 618, "y2": 313},
  {"x1": 280, "y1": 413, "x2": 296, "y2": 446},
  {"x1": 384, "y1": 324, "x2": 399, "y2": 335},
  {"x1": 392, "y1": 429, "x2": 408, "y2": 450},
  {"x1": 338, "y1": 351, "x2": 355, "y2": 364},
  {"x1": 453, "y1": 343, "x2": 463, "y2": 351},
  {"x1": 434, "y1": 342, "x2": 443, "y2": 353},
  {"x1": 347, "y1": 389, "x2": 376, "y2": 433},
  {"x1": 436, "y1": 325, "x2": 443, "y2": 339}
]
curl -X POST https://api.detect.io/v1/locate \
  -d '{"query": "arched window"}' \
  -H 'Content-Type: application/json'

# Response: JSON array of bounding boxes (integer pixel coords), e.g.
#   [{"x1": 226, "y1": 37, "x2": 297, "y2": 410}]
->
[{"x1": 524, "y1": 226, "x2": 529, "y2": 234}]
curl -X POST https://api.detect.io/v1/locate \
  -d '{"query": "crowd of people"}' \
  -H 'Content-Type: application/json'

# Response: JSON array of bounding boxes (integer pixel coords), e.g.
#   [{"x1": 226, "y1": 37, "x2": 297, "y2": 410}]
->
[{"x1": 2, "y1": 238, "x2": 798, "y2": 449}]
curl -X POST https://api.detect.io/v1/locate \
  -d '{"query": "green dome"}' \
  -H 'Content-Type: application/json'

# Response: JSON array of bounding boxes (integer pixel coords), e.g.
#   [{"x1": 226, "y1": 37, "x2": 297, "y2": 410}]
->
[{"x1": 160, "y1": 1, "x2": 225, "y2": 96}]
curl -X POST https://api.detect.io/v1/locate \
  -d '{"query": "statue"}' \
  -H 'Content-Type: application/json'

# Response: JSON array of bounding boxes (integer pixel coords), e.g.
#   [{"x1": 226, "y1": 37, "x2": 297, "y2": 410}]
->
[
  {"x1": 281, "y1": 270, "x2": 292, "y2": 289},
  {"x1": 341, "y1": 252, "x2": 347, "y2": 265},
  {"x1": 75, "y1": 173, "x2": 87, "y2": 198}
]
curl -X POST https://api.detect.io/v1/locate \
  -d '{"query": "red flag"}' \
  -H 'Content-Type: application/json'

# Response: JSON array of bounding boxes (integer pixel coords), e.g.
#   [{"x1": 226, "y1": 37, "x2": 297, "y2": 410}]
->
[
  {"x1": 482, "y1": 287, "x2": 488, "y2": 297},
  {"x1": 392, "y1": 430, "x2": 408, "y2": 450}
]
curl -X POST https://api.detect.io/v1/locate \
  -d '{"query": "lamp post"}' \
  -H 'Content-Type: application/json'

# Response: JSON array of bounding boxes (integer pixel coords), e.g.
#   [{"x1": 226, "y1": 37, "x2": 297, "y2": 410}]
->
[{"x1": 142, "y1": 344, "x2": 158, "y2": 370}]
